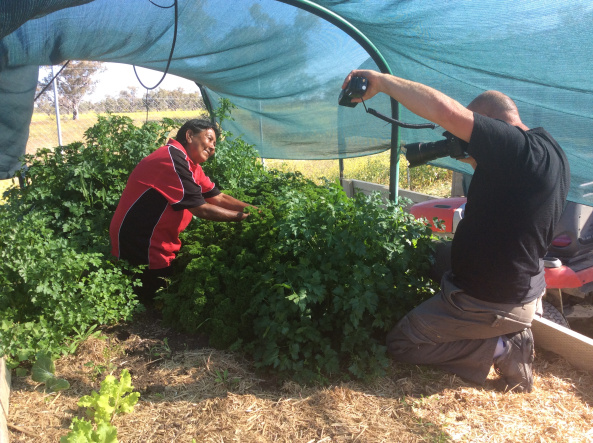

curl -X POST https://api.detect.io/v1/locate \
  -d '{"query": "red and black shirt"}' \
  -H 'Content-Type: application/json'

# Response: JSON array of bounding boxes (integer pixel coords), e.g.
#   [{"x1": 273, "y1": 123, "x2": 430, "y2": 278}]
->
[{"x1": 110, "y1": 138, "x2": 220, "y2": 269}]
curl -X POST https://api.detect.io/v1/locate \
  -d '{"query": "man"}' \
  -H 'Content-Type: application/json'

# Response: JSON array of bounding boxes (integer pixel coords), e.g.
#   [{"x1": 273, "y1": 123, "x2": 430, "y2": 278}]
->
[
  {"x1": 342, "y1": 70, "x2": 570, "y2": 392},
  {"x1": 110, "y1": 118, "x2": 253, "y2": 302}
]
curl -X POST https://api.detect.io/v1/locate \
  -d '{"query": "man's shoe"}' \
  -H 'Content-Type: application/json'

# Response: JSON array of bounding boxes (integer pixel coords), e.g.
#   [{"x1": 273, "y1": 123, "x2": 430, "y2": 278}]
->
[{"x1": 494, "y1": 328, "x2": 534, "y2": 393}]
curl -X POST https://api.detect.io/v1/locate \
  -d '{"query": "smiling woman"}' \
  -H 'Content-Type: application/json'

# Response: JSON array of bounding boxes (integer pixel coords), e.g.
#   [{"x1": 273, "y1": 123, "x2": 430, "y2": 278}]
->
[
  {"x1": 109, "y1": 117, "x2": 254, "y2": 304},
  {"x1": 178, "y1": 120, "x2": 219, "y2": 165}
]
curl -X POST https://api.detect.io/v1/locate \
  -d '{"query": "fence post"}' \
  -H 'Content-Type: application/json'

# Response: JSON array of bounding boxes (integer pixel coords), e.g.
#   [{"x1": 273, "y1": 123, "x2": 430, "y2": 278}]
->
[{"x1": 51, "y1": 65, "x2": 63, "y2": 147}]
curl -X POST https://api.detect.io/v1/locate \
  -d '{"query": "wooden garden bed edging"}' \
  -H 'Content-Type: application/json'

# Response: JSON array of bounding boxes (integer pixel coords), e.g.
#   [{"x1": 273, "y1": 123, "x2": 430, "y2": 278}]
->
[{"x1": 0, "y1": 357, "x2": 10, "y2": 443}]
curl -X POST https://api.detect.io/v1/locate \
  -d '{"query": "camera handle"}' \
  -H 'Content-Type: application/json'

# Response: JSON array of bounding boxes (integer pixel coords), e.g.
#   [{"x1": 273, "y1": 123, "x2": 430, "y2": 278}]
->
[{"x1": 362, "y1": 100, "x2": 436, "y2": 130}]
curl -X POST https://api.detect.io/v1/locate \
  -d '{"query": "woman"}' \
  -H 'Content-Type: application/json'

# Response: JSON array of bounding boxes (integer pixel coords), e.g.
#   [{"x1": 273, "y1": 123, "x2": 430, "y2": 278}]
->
[{"x1": 110, "y1": 119, "x2": 253, "y2": 302}]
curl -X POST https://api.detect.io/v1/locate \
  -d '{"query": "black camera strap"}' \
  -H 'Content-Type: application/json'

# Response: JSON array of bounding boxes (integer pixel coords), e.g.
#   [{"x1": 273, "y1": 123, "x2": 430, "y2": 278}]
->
[{"x1": 361, "y1": 100, "x2": 436, "y2": 130}]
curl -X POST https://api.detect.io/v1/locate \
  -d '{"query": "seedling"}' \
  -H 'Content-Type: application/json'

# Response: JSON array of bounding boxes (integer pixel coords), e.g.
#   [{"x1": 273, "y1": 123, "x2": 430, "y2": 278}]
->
[
  {"x1": 31, "y1": 351, "x2": 70, "y2": 394},
  {"x1": 214, "y1": 369, "x2": 240, "y2": 388},
  {"x1": 61, "y1": 369, "x2": 140, "y2": 443},
  {"x1": 149, "y1": 337, "x2": 172, "y2": 359}
]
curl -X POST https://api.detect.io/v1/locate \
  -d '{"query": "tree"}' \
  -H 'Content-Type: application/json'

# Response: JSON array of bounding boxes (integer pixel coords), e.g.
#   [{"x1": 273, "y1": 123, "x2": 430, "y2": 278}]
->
[
  {"x1": 39, "y1": 61, "x2": 105, "y2": 120},
  {"x1": 34, "y1": 82, "x2": 55, "y2": 116}
]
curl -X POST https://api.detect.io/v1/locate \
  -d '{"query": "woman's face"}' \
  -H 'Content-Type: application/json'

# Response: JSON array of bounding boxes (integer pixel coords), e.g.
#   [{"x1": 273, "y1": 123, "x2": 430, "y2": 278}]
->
[{"x1": 185, "y1": 128, "x2": 216, "y2": 164}]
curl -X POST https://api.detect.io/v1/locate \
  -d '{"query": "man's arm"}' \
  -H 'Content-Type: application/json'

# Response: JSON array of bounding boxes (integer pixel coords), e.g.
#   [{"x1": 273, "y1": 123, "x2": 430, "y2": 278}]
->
[
  {"x1": 189, "y1": 193, "x2": 253, "y2": 222},
  {"x1": 342, "y1": 70, "x2": 475, "y2": 142}
]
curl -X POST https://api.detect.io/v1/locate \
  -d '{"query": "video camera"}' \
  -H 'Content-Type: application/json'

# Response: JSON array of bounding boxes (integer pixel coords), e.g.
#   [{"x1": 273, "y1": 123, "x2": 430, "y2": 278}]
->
[{"x1": 403, "y1": 131, "x2": 469, "y2": 168}]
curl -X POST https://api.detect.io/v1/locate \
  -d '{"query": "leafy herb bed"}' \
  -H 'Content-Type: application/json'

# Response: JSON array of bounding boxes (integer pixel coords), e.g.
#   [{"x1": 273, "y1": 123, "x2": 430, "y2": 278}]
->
[
  {"x1": 0, "y1": 102, "x2": 438, "y2": 384},
  {"x1": 163, "y1": 175, "x2": 438, "y2": 383},
  {"x1": 0, "y1": 114, "x2": 174, "y2": 367}
]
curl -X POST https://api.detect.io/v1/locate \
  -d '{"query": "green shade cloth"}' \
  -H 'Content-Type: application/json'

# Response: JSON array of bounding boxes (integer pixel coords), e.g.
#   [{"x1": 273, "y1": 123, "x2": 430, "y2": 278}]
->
[{"x1": 1, "y1": 0, "x2": 592, "y2": 205}]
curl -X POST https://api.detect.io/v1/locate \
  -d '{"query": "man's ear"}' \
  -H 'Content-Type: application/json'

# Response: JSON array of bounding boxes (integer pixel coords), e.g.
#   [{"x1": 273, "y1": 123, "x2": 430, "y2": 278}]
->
[{"x1": 186, "y1": 129, "x2": 193, "y2": 144}]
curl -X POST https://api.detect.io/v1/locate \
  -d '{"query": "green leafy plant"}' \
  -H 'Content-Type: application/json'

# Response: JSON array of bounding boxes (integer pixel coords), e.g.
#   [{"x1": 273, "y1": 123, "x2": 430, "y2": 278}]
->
[
  {"x1": 6, "y1": 114, "x2": 175, "y2": 251},
  {"x1": 0, "y1": 114, "x2": 174, "y2": 367},
  {"x1": 66, "y1": 325, "x2": 103, "y2": 355},
  {"x1": 84, "y1": 361, "x2": 117, "y2": 382},
  {"x1": 31, "y1": 351, "x2": 70, "y2": 394},
  {"x1": 0, "y1": 211, "x2": 139, "y2": 367},
  {"x1": 169, "y1": 117, "x2": 441, "y2": 384},
  {"x1": 202, "y1": 98, "x2": 265, "y2": 191},
  {"x1": 60, "y1": 369, "x2": 140, "y2": 443},
  {"x1": 160, "y1": 166, "x2": 438, "y2": 383},
  {"x1": 83, "y1": 339, "x2": 123, "y2": 381},
  {"x1": 214, "y1": 368, "x2": 239, "y2": 388},
  {"x1": 149, "y1": 337, "x2": 172, "y2": 360}
]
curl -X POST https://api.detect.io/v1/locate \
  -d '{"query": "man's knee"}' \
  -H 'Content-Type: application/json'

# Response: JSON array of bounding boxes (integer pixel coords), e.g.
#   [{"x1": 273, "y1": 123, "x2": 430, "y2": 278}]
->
[{"x1": 386, "y1": 317, "x2": 416, "y2": 359}]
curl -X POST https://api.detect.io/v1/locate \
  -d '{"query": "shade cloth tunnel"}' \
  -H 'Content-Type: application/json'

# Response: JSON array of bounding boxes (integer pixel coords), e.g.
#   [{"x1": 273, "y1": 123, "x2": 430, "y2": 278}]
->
[{"x1": 1, "y1": 0, "x2": 592, "y2": 205}]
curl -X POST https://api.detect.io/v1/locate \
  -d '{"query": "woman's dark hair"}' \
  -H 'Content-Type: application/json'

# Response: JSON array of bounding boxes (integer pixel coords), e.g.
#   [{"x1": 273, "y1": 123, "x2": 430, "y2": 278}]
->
[{"x1": 175, "y1": 119, "x2": 220, "y2": 147}]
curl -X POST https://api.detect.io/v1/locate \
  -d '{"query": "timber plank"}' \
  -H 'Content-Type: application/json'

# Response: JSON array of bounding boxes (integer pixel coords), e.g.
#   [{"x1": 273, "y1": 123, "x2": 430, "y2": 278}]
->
[
  {"x1": 532, "y1": 316, "x2": 593, "y2": 372},
  {"x1": 0, "y1": 357, "x2": 9, "y2": 443}
]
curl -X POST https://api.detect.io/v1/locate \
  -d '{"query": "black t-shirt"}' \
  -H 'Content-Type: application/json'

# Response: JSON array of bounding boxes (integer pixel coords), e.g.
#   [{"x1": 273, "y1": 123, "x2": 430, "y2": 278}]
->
[{"x1": 451, "y1": 113, "x2": 570, "y2": 304}]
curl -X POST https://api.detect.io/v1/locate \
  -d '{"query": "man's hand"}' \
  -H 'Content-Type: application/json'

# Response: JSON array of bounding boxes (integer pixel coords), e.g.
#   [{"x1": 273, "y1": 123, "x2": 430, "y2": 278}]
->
[
  {"x1": 341, "y1": 69, "x2": 475, "y2": 143},
  {"x1": 342, "y1": 70, "x2": 385, "y2": 104}
]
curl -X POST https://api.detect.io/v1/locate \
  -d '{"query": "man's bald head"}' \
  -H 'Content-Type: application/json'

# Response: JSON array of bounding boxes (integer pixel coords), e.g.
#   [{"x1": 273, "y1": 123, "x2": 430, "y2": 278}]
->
[{"x1": 467, "y1": 90, "x2": 525, "y2": 128}]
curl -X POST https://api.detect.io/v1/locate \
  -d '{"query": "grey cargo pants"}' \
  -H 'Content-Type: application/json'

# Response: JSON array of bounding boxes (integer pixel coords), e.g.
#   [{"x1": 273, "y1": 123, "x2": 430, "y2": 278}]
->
[{"x1": 386, "y1": 272, "x2": 540, "y2": 384}]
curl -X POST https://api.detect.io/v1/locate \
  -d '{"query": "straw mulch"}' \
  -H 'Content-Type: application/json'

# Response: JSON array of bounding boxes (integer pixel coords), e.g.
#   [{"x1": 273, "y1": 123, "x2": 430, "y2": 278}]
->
[{"x1": 7, "y1": 311, "x2": 593, "y2": 443}]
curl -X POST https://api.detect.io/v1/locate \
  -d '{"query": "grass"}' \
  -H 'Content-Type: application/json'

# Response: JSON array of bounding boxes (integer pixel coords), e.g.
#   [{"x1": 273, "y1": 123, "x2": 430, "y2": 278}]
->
[
  {"x1": 265, "y1": 152, "x2": 453, "y2": 198},
  {"x1": 0, "y1": 178, "x2": 16, "y2": 203},
  {"x1": 27, "y1": 109, "x2": 208, "y2": 155}
]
